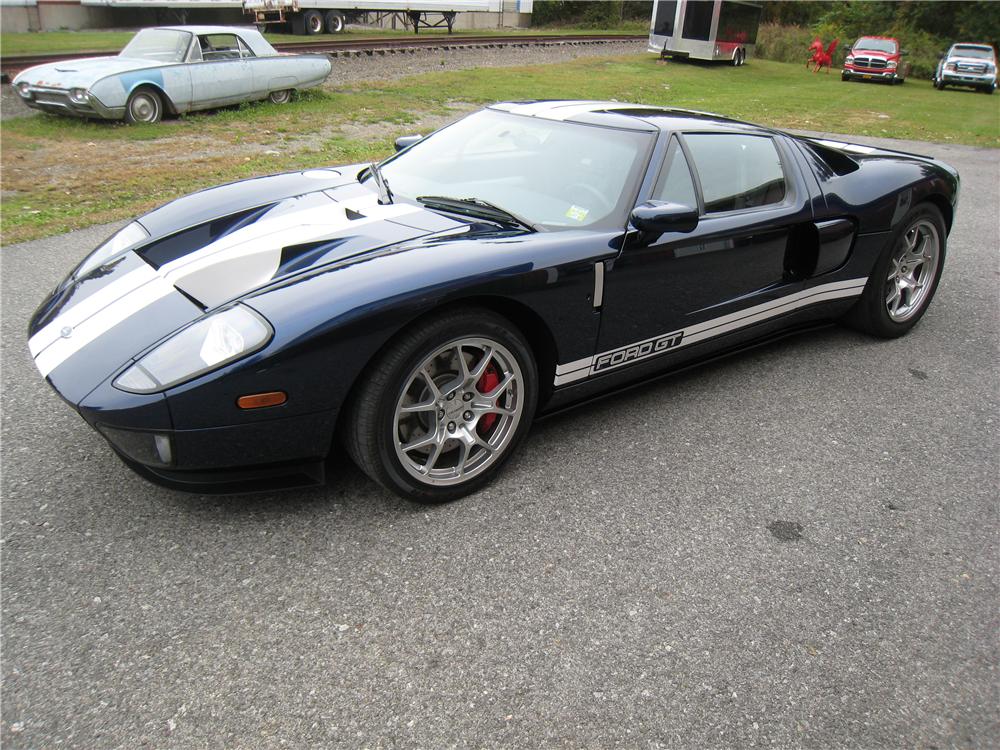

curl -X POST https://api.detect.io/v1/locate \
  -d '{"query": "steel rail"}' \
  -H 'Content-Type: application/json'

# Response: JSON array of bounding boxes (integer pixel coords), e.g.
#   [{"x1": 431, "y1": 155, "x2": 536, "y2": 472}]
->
[{"x1": 2, "y1": 33, "x2": 645, "y2": 79}]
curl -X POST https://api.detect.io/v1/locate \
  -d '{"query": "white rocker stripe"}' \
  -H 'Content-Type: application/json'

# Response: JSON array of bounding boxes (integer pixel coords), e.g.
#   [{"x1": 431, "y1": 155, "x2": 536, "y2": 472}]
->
[{"x1": 553, "y1": 277, "x2": 868, "y2": 387}]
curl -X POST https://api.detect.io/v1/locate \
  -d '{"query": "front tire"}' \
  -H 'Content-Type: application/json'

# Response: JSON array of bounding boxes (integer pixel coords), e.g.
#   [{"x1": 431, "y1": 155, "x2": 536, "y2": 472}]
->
[
  {"x1": 844, "y1": 203, "x2": 946, "y2": 338},
  {"x1": 125, "y1": 88, "x2": 162, "y2": 124},
  {"x1": 344, "y1": 308, "x2": 539, "y2": 503}
]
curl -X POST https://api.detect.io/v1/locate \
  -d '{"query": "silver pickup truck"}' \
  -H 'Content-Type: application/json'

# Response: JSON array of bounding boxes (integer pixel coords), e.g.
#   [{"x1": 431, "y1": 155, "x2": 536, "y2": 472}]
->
[{"x1": 933, "y1": 43, "x2": 997, "y2": 94}]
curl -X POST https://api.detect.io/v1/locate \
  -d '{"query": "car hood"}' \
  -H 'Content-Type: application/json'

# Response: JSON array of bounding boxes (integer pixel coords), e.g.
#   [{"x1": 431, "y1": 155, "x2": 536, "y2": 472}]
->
[
  {"x1": 14, "y1": 56, "x2": 162, "y2": 89},
  {"x1": 27, "y1": 176, "x2": 468, "y2": 403},
  {"x1": 852, "y1": 48, "x2": 895, "y2": 57},
  {"x1": 947, "y1": 54, "x2": 994, "y2": 65}
]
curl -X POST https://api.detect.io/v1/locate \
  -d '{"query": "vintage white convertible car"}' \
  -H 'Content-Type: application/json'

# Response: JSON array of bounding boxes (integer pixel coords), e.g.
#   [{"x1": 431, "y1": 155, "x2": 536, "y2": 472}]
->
[{"x1": 11, "y1": 26, "x2": 332, "y2": 123}]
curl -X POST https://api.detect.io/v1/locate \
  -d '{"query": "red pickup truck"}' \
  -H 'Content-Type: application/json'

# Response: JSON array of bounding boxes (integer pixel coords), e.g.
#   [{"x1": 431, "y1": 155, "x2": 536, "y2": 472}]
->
[{"x1": 842, "y1": 36, "x2": 907, "y2": 84}]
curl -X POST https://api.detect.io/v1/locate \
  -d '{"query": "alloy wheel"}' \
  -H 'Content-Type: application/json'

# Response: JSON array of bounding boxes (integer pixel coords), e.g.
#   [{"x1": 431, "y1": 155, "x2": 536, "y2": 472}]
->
[
  {"x1": 885, "y1": 218, "x2": 940, "y2": 322},
  {"x1": 393, "y1": 338, "x2": 524, "y2": 487}
]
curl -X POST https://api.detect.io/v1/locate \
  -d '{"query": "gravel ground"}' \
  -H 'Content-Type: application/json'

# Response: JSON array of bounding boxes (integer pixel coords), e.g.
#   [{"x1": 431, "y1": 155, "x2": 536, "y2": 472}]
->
[
  {"x1": 0, "y1": 40, "x2": 645, "y2": 121},
  {"x1": 1, "y1": 133, "x2": 998, "y2": 748}
]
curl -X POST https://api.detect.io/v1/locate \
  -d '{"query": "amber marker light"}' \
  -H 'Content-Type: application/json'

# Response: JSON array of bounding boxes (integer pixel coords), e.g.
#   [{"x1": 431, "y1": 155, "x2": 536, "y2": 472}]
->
[{"x1": 237, "y1": 391, "x2": 287, "y2": 409}]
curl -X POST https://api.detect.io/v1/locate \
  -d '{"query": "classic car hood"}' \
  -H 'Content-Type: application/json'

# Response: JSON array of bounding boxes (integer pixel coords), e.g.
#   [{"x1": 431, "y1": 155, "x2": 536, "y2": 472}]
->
[
  {"x1": 15, "y1": 56, "x2": 163, "y2": 89},
  {"x1": 27, "y1": 180, "x2": 466, "y2": 401}
]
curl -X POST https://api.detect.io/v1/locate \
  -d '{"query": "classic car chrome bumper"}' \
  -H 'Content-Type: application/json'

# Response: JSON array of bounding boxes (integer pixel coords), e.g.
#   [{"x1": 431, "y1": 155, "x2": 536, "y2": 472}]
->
[{"x1": 14, "y1": 85, "x2": 123, "y2": 120}]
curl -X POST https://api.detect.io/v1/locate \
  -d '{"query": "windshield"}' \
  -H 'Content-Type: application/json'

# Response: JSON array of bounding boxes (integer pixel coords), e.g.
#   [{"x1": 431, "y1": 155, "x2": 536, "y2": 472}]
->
[
  {"x1": 951, "y1": 45, "x2": 994, "y2": 60},
  {"x1": 854, "y1": 37, "x2": 898, "y2": 54},
  {"x1": 376, "y1": 109, "x2": 654, "y2": 231},
  {"x1": 120, "y1": 29, "x2": 192, "y2": 62}
]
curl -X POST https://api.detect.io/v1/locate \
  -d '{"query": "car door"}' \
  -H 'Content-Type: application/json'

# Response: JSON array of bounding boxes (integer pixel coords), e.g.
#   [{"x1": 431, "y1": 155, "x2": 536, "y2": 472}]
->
[
  {"x1": 189, "y1": 33, "x2": 255, "y2": 109},
  {"x1": 593, "y1": 130, "x2": 817, "y2": 377}
]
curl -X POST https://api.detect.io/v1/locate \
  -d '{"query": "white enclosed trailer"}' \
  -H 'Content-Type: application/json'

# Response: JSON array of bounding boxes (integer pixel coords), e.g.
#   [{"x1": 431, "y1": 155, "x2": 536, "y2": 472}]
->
[
  {"x1": 81, "y1": 0, "x2": 495, "y2": 34},
  {"x1": 648, "y1": 0, "x2": 762, "y2": 66}
]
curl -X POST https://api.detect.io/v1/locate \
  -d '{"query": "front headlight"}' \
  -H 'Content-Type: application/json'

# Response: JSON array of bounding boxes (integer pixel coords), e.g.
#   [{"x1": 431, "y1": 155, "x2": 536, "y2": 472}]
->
[
  {"x1": 75, "y1": 221, "x2": 149, "y2": 277},
  {"x1": 114, "y1": 306, "x2": 273, "y2": 394},
  {"x1": 945, "y1": 62, "x2": 957, "y2": 71},
  {"x1": 69, "y1": 88, "x2": 90, "y2": 104},
  {"x1": 887, "y1": 60, "x2": 897, "y2": 69},
  {"x1": 16, "y1": 82, "x2": 31, "y2": 97},
  {"x1": 845, "y1": 56, "x2": 854, "y2": 65}
]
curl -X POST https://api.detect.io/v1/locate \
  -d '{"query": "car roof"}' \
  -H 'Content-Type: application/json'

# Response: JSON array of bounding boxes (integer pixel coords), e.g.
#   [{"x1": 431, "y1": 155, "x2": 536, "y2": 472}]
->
[
  {"x1": 488, "y1": 100, "x2": 770, "y2": 135},
  {"x1": 154, "y1": 25, "x2": 257, "y2": 35}
]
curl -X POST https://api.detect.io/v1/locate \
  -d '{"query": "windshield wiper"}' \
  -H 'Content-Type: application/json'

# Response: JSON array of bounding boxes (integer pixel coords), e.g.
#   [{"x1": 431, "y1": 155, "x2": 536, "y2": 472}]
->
[
  {"x1": 367, "y1": 162, "x2": 393, "y2": 205},
  {"x1": 416, "y1": 196, "x2": 537, "y2": 232}
]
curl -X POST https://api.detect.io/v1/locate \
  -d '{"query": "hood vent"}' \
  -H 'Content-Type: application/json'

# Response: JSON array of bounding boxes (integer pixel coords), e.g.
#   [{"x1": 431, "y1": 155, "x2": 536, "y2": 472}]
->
[{"x1": 138, "y1": 204, "x2": 277, "y2": 269}]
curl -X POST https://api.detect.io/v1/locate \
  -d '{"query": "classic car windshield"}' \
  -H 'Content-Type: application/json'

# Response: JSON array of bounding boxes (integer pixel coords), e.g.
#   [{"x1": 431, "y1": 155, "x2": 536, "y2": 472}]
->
[
  {"x1": 951, "y1": 45, "x2": 994, "y2": 60},
  {"x1": 120, "y1": 29, "x2": 192, "y2": 62},
  {"x1": 854, "y1": 37, "x2": 897, "y2": 54},
  {"x1": 377, "y1": 109, "x2": 653, "y2": 231}
]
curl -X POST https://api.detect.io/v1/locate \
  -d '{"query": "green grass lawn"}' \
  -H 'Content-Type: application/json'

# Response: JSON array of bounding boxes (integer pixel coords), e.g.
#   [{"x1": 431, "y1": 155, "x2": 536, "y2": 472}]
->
[
  {"x1": 2, "y1": 54, "x2": 997, "y2": 244},
  {"x1": 0, "y1": 24, "x2": 646, "y2": 56}
]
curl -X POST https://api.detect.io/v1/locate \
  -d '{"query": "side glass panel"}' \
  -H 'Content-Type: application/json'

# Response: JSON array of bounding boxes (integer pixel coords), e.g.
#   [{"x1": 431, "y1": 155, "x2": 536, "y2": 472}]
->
[
  {"x1": 717, "y1": 1, "x2": 761, "y2": 45},
  {"x1": 651, "y1": 138, "x2": 698, "y2": 208},
  {"x1": 200, "y1": 34, "x2": 242, "y2": 61},
  {"x1": 683, "y1": 133, "x2": 786, "y2": 213},
  {"x1": 681, "y1": 0, "x2": 714, "y2": 41},
  {"x1": 237, "y1": 38, "x2": 256, "y2": 58},
  {"x1": 653, "y1": 0, "x2": 677, "y2": 36}
]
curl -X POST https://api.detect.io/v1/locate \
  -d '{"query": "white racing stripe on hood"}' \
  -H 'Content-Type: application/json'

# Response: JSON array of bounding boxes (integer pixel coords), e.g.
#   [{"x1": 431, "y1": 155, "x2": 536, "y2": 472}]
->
[
  {"x1": 33, "y1": 276, "x2": 176, "y2": 378},
  {"x1": 161, "y1": 197, "x2": 421, "y2": 307},
  {"x1": 29, "y1": 196, "x2": 423, "y2": 379},
  {"x1": 28, "y1": 263, "x2": 158, "y2": 358}
]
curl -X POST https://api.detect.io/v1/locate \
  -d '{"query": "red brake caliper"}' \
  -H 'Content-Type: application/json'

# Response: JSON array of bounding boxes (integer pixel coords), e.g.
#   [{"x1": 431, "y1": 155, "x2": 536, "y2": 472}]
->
[{"x1": 476, "y1": 363, "x2": 501, "y2": 435}]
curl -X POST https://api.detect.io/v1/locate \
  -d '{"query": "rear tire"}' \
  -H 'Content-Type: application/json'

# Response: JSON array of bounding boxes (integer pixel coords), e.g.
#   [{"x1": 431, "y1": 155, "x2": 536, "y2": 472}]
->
[
  {"x1": 303, "y1": 9, "x2": 323, "y2": 35},
  {"x1": 343, "y1": 308, "x2": 538, "y2": 503},
  {"x1": 268, "y1": 89, "x2": 292, "y2": 104},
  {"x1": 843, "y1": 203, "x2": 946, "y2": 338},
  {"x1": 324, "y1": 10, "x2": 345, "y2": 33}
]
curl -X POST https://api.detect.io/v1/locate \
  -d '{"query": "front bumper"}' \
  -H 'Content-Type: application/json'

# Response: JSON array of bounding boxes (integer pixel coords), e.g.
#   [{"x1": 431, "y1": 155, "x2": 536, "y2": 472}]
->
[
  {"x1": 14, "y1": 85, "x2": 122, "y2": 119},
  {"x1": 72, "y1": 376, "x2": 340, "y2": 493},
  {"x1": 842, "y1": 66, "x2": 902, "y2": 82},
  {"x1": 940, "y1": 71, "x2": 997, "y2": 87}
]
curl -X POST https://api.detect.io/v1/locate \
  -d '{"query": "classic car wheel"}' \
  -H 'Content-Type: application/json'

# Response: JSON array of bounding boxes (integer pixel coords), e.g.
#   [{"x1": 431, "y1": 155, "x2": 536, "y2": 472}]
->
[
  {"x1": 268, "y1": 89, "x2": 293, "y2": 104},
  {"x1": 845, "y1": 203, "x2": 946, "y2": 338},
  {"x1": 304, "y1": 10, "x2": 324, "y2": 34},
  {"x1": 125, "y1": 89, "x2": 162, "y2": 124},
  {"x1": 325, "y1": 10, "x2": 345, "y2": 33},
  {"x1": 344, "y1": 309, "x2": 538, "y2": 503}
]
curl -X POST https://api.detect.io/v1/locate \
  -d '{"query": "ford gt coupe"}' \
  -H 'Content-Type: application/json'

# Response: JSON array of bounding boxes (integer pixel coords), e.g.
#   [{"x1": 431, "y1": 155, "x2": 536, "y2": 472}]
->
[{"x1": 28, "y1": 101, "x2": 959, "y2": 502}]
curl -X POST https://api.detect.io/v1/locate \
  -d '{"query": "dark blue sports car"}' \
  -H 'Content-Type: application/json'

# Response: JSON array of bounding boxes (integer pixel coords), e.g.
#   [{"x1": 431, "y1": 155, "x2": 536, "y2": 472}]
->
[{"x1": 28, "y1": 101, "x2": 959, "y2": 502}]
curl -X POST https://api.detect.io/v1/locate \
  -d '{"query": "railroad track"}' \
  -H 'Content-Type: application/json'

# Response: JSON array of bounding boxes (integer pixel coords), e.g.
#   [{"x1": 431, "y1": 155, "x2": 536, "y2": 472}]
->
[{"x1": 1, "y1": 33, "x2": 644, "y2": 80}]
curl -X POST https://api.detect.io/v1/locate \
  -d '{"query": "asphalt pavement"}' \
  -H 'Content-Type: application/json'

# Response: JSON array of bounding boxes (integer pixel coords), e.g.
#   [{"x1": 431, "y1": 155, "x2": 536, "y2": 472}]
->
[{"x1": 2, "y1": 133, "x2": 998, "y2": 748}]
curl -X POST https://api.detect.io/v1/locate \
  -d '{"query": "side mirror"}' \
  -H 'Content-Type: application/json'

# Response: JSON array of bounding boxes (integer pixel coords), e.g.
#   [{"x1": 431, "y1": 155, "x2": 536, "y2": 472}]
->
[
  {"x1": 900, "y1": 49, "x2": 909, "y2": 56},
  {"x1": 394, "y1": 134, "x2": 422, "y2": 152},
  {"x1": 630, "y1": 201, "x2": 699, "y2": 234}
]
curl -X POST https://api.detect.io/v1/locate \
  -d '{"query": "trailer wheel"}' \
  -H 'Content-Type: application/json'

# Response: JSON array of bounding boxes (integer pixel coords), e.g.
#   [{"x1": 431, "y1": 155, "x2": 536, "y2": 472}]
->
[
  {"x1": 303, "y1": 9, "x2": 323, "y2": 35},
  {"x1": 324, "y1": 10, "x2": 345, "y2": 33}
]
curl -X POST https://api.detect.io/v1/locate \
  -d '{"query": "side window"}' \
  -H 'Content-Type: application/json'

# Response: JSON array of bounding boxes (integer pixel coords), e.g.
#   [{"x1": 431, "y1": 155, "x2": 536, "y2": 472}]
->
[
  {"x1": 651, "y1": 138, "x2": 697, "y2": 207},
  {"x1": 237, "y1": 38, "x2": 256, "y2": 58},
  {"x1": 683, "y1": 133, "x2": 786, "y2": 213},
  {"x1": 200, "y1": 34, "x2": 242, "y2": 61}
]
